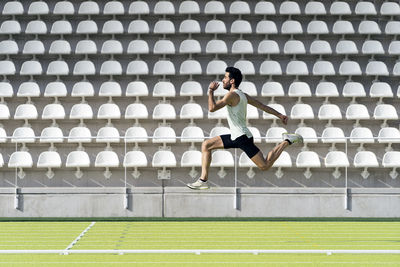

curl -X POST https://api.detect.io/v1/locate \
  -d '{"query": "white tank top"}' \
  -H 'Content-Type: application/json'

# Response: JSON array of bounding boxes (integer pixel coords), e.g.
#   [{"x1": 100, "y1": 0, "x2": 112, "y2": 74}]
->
[{"x1": 226, "y1": 89, "x2": 252, "y2": 140}]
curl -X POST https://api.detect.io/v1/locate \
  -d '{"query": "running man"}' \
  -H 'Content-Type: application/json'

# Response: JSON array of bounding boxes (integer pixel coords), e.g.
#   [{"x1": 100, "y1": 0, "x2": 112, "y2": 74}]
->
[{"x1": 187, "y1": 67, "x2": 303, "y2": 190}]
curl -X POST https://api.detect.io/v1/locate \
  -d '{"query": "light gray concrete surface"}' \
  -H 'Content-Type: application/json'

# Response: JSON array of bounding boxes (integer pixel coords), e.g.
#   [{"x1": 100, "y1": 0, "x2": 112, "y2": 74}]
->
[{"x1": 0, "y1": 187, "x2": 399, "y2": 217}]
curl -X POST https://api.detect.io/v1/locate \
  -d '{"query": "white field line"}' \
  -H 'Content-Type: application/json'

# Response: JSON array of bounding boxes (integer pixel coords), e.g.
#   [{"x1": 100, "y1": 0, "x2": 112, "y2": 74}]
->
[
  {"x1": 64, "y1": 222, "x2": 96, "y2": 252},
  {"x1": 0, "y1": 249, "x2": 399, "y2": 255}
]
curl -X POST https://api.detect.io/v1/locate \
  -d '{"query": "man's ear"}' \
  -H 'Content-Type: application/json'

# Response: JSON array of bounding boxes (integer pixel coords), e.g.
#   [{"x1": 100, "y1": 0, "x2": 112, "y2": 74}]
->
[{"x1": 230, "y1": 78, "x2": 235, "y2": 86}]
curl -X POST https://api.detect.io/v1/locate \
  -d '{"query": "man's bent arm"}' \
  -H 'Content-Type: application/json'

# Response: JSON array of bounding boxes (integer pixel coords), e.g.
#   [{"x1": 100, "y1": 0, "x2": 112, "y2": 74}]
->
[{"x1": 246, "y1": 94, "x2": 283, "y2": 118}]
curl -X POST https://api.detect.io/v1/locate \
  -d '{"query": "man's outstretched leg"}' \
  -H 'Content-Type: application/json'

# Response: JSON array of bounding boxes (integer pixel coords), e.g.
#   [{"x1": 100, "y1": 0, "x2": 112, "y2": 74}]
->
[
  {"x1": 251, "y1": 133, "x2": 303, "y2": 171},
  {"x1": 187, "y1": 136, "x2": 224, "y2": 189}
]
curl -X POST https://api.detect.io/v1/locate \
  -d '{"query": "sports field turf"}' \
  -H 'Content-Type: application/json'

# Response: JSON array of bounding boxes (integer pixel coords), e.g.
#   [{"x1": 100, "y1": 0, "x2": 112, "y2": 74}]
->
[{"x1": 0, "y1": 221, "x2": 399, "y2": 266}]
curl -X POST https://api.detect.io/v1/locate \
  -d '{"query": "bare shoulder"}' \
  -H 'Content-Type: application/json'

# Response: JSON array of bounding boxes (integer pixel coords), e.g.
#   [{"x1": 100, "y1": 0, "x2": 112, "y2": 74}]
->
[{"x1": 224, "y1": 90, "x2": 240, "y2": 105}]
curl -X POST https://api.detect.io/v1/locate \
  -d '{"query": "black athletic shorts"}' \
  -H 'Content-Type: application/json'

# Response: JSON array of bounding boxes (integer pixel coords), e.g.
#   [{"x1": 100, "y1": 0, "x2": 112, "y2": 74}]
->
[{"x1": 220, "y1": 134, "x2": 260, "y2": 159}]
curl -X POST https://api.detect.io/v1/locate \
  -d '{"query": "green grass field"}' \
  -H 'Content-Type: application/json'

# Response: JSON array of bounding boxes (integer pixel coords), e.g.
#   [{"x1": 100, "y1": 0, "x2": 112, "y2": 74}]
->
[{"x1": 0, "y1": 221, "x2": 399, "y2": 266}]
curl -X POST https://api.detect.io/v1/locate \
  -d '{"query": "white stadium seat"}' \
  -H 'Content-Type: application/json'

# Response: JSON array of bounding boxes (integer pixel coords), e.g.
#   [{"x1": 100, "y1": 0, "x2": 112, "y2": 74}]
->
[
  {"x1": 290, "y1": 104, "x2": 314, "y2": 127},
  {"x1": 179, "y1": 19, "x2": 201, "y2": 34},
  {"x1": 355, "y1": 2, "x2": 376, "y2": 15},
  {"x1": 381, "y1": 2, "x2": 400, "y2": 16},
  {"x1": 231, "y1": 20, "x2": 252, "y2": 34},
  {"x1": 95, "y1": 151, "x2": 120, "y2": 178},
  {"x1": 153, "y1": 126, "x2": 176, "y2": 144},
  {"x1": 179, "y1": 1, "x2": 200, "y2": 15},
  {"x1": 296, "y1": 151, "x2": 321, "y2": 178},
  {"x1": 76, "y1": 20, "x2": 98, "y2": 34},
  {"x1": 205, "y1": 20, "x2": 227, "y2": 34},
  {"x1": 47, "y1": 60, "x2": 69, "y2": 76},
  {"x1": 350, "y1": 127, "x2": 374, "y2": 151},
  {"x1": 359, "y1": 21, "x2": 381, "y2": 35},
  {"x1": 0, "y1": 20, "x2": 21, "y2": 35},
  {"x1": 254, "y1": 1, "x2": 276, "y2": 15},
  {"x1": 75, "y1": 40, "x2": 97, "y2": 54},
  {"x1": 127, "y1": 40, "x2": 149, "y2": 54},
  {"x1": 280, "y1": 1, "x2": 301, "y2": 15},
  {"x1": 103, "y1": 1, "x2": 124, "y2": 15},
  {"x1": 324, "y1": 151, "x2": 350, "y2": 178},
  {"x1": 353, "y1": 151, "x2": 379, "y2": 179},
  {"x1": 330, "y1": 2, "x2": 351, "y2": 16},
  {"x1": 256, "y1": 20, "x2": 278, "y2": 35},
  {"x1": 204, "y1": 1, "x2": 225, "y2": 15},
  {"x1": 315, "y1": 82, "x2": 339, "y2": 104},
  {"x1": 127, "y1": 60, "x2": 149, "y2": 75},
  {"x1": 101, "y1": 40, "x2": 123, "y2": 55},
  {"x1": 153, "y1": 60, "x2": 175, "y2": 76},
  {"x1": 66, "y1": 150, "x2": 90, "y2": 178},
  {"x1": 265, "y1": 127, "x2": 286, "y2": 144},
  {"x1": 258, "y1": 40, "x2": 279, "y2": 55},
  {"x1": 125, "y1": 126, "x2": 149, "y2": 144},
  {"x1": 40, "y1": 126, "x2": 64, "y2": 150},
  {"x1": 321, "y1": 127, "x2": 346, "y2": 151},
  {"x1": 180, "y1": 60, "x2": 202, "y2": 75},
  {"x1": 79, "y1": 1, "x2": 99, "y2": 15},
  {"x1": 68, "y1": 126, "x2": 92, "y2": 145},
  {"x1": 342, "y1": 82, "x2": 366, "y2": 103},
  {"x1": 318, "y1": 104, "x2": 342, "y2": 127},
  {"x1": 102, "y1": 20, "x2": 124, "y2": 35},
  {"x1": 181, "y1": 126, "x2": 205, "y2": 144},
  {"x1": 154, "y1": 40, "x2": 175, "y2": 55},
  {"x1": 100, "y1": 60, "x2": 122, "y2": 76},
  {"x1": 346, "y1": 104, "x2": 370, "y2": 127},
  {"x1": 181, "y1": 150, "x2": 202, "y2": 178},
  {"x1": 288, "y1": 82, "x2": 311, "y2": 103},
  {"x1": 179, "y1": 39, "x2": 201, "y2": 54},
  {"x1": 96, "y1": 127, "x2": 120, "y2": 148},
  {"x1": 53, "y1": 1, "x2": 74, "y2": 15},
  {"x1": 260, "y1": 60, "x2": 282, "y2": 76},
  {"x1": 128, "y1": 20, "x2": 149, "y2": 34},
  {"x1": 310, "y1": 40, "x2": 332, "y2": 56},
  {"x1": 382, "y1": 151, "x2": 400, "y2": 179},
  {"x1": 8, "y1": 151, "x2": 33, "y2": 178},
  {"x1": 154, "y1": 20, "x2": 175, "y2": 34},
  {"x1": 49, "y1": 40, "x2": 71, "y2": 55},
  {"x1": 42, "y1": 103, "x2": 66, "y2": 126},
  {"x1": 210, "y1": 150, "x2": 234, "y2": 178},
  {"x1": 154, "y1": 1, "x2": 175, "y2": 15},
  {"x1": 51, "y1": 21, "x2": 72, "y2": 35},
  {"x1": 152, "y1": 150, "x2": 177, "y2": 179},
  {"x1": 378, "y1": 128, "x2": 400, "y2": 152},
  {"x1": 234, "y1": 60, "x2": 255, "y2": 75},
  {"x1": 373, "y1": 104, "x2": 398, "y2": 128},
  {"x1": 128, "y1": 1, "x2": 149, "y2": 15},
  {"x1": 2, "y1": 1, "x2": 24, "y2": 15},
  {"x1": 37, "y1": 151, "x2": 62, "y2": 179},
  {"x1": 25, "y1": 20, "x2": 47, "y2": 35},
  {"x1": 206, "y1": 40, "x2": 228, "y2": 54},
  {"x1": 369, "y1": 82, "x2": 393, "y2": 104},
  {"x1": 230, "y1": 1, "x2": 251, "y2": 14},
  {"x1": 123, "y1": 151, "x2": 147, "y2": 178}
]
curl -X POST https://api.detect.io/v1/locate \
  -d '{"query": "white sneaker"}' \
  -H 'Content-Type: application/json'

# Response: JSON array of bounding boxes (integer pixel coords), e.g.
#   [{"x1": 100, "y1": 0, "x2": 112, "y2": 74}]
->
[
  {"x1": 187, "y1": 179, "x2": 210, "y2": 190},
  {"x1": 282, "y1": 133, "x2": 303, "y2": 145}
]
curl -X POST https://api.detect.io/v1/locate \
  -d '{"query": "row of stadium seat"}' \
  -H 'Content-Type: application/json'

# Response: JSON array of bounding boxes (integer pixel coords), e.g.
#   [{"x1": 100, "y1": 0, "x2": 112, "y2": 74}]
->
[
  {"x1": 3, "y1": 149, "x2": 400, "y2": 180},
  {"x1": 2, "y1": 59, "x2": 400, "y2": 77},
  {"x1": 2, "y1": 81, "x2": 400, "y2": 100},
  {"x1": 2, "y1": 19, "x2": 400, "y2": 36},
  {"x1": 2, "y1": 1, "x2": 400, "y2": 17},
  {"x1": 2, "y1": 102, "x2": 398, "y2": 126},
  {"x1": 4, "y1": 126, "x2": 400, "y2": 153},
  {"x1": 3, "y1": 39, "x2": 400, "y2": 57}
]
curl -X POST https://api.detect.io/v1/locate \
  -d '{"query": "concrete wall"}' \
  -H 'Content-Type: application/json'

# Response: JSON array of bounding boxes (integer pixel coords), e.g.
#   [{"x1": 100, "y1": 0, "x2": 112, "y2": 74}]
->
[{"x1": 1, "y1": 187, "x2": 399, "y2": 218}]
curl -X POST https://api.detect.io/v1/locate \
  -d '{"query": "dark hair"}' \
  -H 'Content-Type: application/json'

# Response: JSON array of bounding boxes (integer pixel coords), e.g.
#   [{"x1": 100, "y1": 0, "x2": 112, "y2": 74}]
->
[{"x1": 225, "y1": 66, "x2": 242, "y2": 88}]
